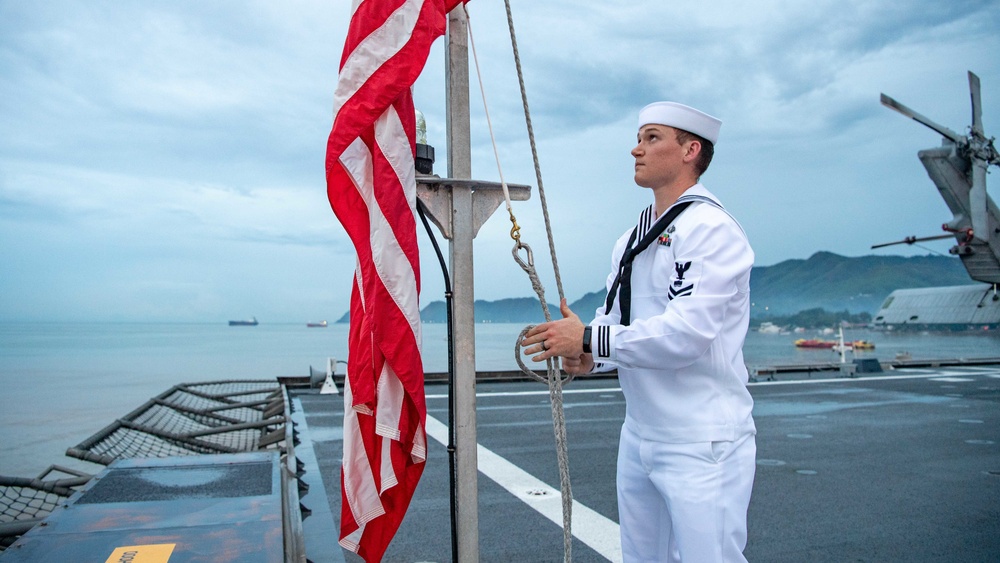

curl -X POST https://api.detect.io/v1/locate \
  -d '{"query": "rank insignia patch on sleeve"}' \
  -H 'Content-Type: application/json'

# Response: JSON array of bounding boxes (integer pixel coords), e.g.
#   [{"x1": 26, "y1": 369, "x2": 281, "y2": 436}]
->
[{"x1": 669, "y1": 261, "x2": 694, "y2": 300}]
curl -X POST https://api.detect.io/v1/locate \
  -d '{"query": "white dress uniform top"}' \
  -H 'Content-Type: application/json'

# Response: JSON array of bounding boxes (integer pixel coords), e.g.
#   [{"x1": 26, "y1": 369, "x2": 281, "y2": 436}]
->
[
  {"x1": 591, "y1": 183, "x2": 757, "y2": 562},
  {"x1": 591, "y1": 183, "x2": 755, "y2": 443}
]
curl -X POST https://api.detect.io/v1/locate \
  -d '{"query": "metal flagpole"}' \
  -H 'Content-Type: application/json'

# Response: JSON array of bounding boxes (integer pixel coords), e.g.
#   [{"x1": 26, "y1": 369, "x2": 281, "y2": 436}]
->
[
  {"x1": 413, "y1": 7, "x2": 530, "y2": 561},
  {"x1": 443, "y1": 7, "x2": 479, "y2": 563}
]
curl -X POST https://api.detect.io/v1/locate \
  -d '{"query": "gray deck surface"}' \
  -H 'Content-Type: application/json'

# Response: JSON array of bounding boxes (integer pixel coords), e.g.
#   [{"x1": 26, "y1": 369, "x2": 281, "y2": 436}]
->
[{"x1": 293, "y1": 365, "x2": 1000, "y2": 562}]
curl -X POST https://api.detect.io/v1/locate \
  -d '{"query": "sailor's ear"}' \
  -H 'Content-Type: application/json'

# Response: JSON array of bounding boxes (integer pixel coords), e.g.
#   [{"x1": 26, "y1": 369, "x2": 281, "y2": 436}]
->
[{"x1": 682, "y1": 139, "x2": 701, "y2": 162}]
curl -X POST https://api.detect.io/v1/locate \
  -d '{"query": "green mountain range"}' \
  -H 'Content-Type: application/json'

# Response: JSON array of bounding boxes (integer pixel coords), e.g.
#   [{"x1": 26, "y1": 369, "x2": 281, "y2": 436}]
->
[
  {"x1": 338, "y1": 252, "x2": 974, "y2": 323},
  {"x1": 747, "y1": 251, "x2": 971, "y2": 316}
]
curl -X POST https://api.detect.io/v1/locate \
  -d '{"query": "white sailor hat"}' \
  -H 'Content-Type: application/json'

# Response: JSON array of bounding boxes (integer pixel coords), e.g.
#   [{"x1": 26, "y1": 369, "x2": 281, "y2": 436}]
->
[{"x1": 638, "y1": 101, "x2": 721, "y2": 144}]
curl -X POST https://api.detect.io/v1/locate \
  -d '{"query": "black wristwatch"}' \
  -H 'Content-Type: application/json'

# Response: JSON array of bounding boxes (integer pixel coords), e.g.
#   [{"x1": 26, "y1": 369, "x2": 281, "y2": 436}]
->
[{"x1": 582, "y1": 326, "x2": 592, "y2": 354}]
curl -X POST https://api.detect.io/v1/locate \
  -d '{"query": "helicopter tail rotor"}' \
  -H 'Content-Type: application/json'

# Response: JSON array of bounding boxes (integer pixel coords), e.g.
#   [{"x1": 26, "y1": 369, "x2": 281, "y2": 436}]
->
[
  {"x1": 970, "y1": 71, "x2": 984, "y2": 137},
  {"x1": 870, "y1": 233, "x2": 957, "y2": 250},
  {"x1": 966, "y1": 71, "x2": 997, "y2": 241},
  {"x1": 879, "y1": 93, "x2": 964, "y2": 144}
]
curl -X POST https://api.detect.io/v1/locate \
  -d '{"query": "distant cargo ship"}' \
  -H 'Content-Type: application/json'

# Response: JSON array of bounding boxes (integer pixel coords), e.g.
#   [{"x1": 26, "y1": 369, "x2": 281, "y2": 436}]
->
[
  {"x1": 306, "y1": 321, "x2": 328, "y2": 328},
  {"x1": 229, "y1": 317, "x2": 258, "y2": 326}
]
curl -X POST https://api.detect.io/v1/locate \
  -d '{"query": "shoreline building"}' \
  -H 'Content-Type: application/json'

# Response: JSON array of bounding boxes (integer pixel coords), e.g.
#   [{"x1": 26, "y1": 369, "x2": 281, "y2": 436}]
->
[{"x1": 872, "y1": 284, "x2": 1000, "y2": 331}]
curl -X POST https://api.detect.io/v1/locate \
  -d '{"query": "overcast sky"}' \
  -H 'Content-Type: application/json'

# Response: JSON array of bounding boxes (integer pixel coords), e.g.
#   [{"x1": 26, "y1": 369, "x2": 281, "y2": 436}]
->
[{"x1": 2, "y1": 0, "x2": 998, "y2": 322}]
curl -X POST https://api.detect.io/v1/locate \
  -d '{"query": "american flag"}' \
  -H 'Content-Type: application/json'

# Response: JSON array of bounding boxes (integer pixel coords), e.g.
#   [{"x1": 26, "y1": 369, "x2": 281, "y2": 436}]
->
[{"x1": 325, "y1": 0, "x2": 464, "y2": 560}]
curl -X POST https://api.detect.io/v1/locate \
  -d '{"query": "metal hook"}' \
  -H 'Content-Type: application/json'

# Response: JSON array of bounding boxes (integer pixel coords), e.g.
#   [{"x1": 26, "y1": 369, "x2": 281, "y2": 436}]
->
[{"x1": 508, "y1": 211, "x2": 522, "y2": 242}]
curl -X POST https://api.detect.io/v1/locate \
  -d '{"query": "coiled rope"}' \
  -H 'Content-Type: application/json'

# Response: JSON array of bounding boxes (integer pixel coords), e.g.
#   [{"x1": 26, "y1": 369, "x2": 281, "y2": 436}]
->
[{"x1": 465, "y1": 3, "x2": 574, "y2": 560}]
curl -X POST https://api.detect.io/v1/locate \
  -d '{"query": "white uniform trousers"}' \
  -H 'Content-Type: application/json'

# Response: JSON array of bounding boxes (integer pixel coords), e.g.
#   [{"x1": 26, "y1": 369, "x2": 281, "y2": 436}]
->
[{"x1": 617, "y1": 424, "x2": 756, "y2": 562}]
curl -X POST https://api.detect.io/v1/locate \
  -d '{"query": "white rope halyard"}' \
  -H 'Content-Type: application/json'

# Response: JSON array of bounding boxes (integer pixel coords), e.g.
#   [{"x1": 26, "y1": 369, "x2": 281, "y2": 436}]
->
[{"x1": 465, "y1": 4, "x2": 575, "y2": 560}]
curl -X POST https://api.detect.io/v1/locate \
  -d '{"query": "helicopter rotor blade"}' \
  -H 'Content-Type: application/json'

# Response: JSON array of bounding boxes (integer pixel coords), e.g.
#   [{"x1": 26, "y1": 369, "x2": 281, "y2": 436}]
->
[
  {"x1": 970, "y1": 161, "x2": 989, "y2": 242},
  {"x1": 969, "y1": 71, "x2": 984, "y2": 137},
  {"x1": 880, "y1": 93, "x2": 964, "y2": 144},
  {"x1": 871, "y1": 233, "x2": 956, "y2": 250}
]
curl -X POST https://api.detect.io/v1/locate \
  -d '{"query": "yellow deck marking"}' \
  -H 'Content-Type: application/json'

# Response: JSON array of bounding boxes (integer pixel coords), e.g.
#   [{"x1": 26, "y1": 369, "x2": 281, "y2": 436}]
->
[{"x1": 105, "y1": 543, "x2": 176, "y2": 563}]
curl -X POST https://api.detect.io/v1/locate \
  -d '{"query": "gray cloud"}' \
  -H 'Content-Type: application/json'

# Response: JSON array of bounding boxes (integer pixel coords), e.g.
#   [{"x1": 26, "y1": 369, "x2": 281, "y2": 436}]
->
[{"x1": 1, "y1": 0, "x2": 999, "y2": 321}]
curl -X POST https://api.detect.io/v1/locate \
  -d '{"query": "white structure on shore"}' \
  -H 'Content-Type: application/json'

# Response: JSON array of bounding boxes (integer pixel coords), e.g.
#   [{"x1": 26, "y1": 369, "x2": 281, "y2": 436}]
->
[{"x1": 873, "y1": 284, "x2": 1000, "y2": 330}]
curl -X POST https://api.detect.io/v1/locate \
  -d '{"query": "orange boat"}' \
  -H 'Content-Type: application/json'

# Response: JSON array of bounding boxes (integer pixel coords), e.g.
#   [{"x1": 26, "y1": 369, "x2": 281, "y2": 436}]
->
[{"x1": 794, "y1": 338, "x2": 836, "y2": 349}]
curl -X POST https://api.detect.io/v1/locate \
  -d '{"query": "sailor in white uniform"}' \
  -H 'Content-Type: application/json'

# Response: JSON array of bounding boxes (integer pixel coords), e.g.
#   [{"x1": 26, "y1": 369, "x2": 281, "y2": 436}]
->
[{"x1": 523, "y1": 101, "x2": 756, "y2": 562}]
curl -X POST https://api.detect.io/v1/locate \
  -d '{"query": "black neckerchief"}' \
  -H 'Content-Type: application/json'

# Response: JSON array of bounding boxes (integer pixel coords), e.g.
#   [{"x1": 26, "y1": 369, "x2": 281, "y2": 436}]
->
[{"x1": 604, "y1": 201, "x2": 693, "y2": 325}]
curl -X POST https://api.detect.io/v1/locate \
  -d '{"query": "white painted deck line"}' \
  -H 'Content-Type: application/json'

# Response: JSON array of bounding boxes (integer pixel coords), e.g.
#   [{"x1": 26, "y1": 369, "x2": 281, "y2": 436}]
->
[
  {"x1": 750, "y1": 370, "x2": 989, "y2": 385},
  {"x1": 930, "y1": 377, "x2": 975, "y2": 382},
  {"x1": 423, "y1": 414, "x2": 623, "y2": 563},
  {"x1": 425, "y1": 369, "x2": 990, "y2": 401}
]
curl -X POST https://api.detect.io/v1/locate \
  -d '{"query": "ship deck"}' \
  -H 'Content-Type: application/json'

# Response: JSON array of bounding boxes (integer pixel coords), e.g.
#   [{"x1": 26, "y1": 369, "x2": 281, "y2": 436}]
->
[{"x1": 293, "y1": 364, "x2": 1000, "y2": 562}]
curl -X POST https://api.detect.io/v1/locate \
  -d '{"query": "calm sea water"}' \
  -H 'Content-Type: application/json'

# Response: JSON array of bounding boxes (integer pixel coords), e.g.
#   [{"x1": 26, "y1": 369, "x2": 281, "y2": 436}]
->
[{"x1": 2, "y1": 321, "x2": 999, "y2": 477}]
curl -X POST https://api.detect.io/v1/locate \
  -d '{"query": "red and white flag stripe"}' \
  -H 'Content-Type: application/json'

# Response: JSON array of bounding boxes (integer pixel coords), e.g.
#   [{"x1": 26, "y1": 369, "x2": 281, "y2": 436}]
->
[{"x1": 325, "y1": 1, "x2": 462, "y2": 560}]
